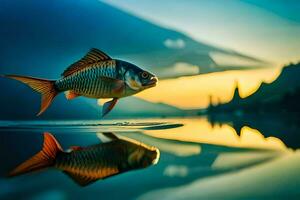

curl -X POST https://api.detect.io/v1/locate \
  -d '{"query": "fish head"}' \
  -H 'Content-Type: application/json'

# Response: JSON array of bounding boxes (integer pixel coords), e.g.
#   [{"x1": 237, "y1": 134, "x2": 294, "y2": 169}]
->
[
  {"x1": 127, "y1": 144, "x2": 160, "y2": 169},
  {"x1": 118, "y1": 60, "x2": 158, "y2": 92}
]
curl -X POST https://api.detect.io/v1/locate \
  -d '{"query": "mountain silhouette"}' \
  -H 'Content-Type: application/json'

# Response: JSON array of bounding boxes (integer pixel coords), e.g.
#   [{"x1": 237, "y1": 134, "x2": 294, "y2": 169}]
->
[{"x1": 209, "y1": 62, "x2": 300, "y2": 113}]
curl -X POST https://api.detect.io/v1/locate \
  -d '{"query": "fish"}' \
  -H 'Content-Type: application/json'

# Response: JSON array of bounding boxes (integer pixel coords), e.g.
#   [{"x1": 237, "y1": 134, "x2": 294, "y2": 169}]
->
[
  {"x1": 2, "y1": 48, "x2": 158, "y2": 117},
  {"x1": 8, "y1": 132, "x2": 160, "y2": 186}
]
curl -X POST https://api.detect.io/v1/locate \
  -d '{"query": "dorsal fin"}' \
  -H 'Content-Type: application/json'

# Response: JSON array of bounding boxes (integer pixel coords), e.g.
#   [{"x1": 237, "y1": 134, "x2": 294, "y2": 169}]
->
[{"x1": 62, "y1": 48, "x2": 112, "y2": 77}]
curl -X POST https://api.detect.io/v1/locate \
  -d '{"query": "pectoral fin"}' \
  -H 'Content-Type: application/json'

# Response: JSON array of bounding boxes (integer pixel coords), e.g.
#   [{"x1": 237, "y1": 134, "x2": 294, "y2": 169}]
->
[
  {"x1": 99, "y1": 77, "x2": 125, "y2": 95},
  {"x1": 102, "y1": 98, "x2": 118, "y2": 117},
  {"x1": 65, "y1": 90, "x2": 81, "y2": 100}
]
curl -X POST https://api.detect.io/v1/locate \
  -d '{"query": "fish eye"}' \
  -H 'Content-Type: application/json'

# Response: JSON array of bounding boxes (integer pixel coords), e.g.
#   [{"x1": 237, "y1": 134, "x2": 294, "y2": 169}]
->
[{"x1": 141, "y1": 71, "x2": 149, "y2": 79}]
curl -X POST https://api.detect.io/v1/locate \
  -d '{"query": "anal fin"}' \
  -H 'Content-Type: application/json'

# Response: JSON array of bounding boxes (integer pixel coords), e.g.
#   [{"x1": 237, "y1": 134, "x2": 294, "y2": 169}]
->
[
  {"x1": 102, "y1": 98, "x2": 118, "y2": 117},
  {"x1": 65, "y1": 90, "x2": 81, "y2": 100}
]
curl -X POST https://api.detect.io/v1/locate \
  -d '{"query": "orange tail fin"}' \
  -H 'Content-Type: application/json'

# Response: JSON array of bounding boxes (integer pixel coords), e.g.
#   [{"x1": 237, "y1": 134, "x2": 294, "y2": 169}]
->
[
  {"x1": 9, "y1": 132, "x2": 63, "y2": 177},
  {"x1": 4, "y1": 75, "x2": 58, "y2": 116}
]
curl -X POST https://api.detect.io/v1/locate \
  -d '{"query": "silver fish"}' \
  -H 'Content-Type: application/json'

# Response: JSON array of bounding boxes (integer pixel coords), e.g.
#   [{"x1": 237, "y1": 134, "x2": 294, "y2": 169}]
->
[
  {"x1": 9, "y1": 132, "x2": 160, "y2": 186},
  {"x1": 3, "y1": 48, "x2": 158, "y2": 117}
]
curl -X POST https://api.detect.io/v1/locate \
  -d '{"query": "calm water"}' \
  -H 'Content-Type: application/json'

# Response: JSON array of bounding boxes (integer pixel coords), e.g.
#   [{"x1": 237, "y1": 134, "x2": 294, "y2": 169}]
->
[{"x1": 1, "y1": 117, "x2": 300, "y2": 200}]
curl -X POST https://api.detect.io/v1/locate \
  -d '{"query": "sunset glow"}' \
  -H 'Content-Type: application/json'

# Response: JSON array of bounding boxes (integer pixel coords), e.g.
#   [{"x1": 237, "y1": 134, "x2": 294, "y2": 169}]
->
[{"x1": 136, "y1": 67, "x2": 282, "y2": 109}]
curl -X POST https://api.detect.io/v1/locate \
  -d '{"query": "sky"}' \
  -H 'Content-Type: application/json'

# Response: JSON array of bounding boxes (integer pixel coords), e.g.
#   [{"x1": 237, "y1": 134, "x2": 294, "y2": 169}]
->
[
  {"x1": 103, "y1": 0, "x2": 300, "y2": 65},
  {"x1": 102, "y1": 0, "x2": 300, "y2": 109}
]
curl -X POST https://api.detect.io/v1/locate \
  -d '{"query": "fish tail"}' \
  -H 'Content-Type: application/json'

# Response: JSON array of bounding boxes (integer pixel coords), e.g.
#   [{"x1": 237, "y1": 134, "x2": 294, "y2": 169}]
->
[
  {"x1": 8, "y1": 132, "x2": 63, "y2": 177},
  {"x1": 3, "y1": 75, "x2": 59, "y2": 116}
]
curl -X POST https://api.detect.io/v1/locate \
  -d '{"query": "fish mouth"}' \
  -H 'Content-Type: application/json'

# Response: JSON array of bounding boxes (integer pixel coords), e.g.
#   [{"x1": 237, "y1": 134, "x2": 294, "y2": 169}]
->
[{"x1": 143, "y1": 77, "x2": 158, "y2": 88}]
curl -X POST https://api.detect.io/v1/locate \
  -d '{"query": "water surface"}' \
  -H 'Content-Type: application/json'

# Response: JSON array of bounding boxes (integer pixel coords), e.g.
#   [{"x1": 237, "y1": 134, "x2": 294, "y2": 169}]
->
[{"x1": 0, "y1": 117, "x2": 299, "y2": 200}]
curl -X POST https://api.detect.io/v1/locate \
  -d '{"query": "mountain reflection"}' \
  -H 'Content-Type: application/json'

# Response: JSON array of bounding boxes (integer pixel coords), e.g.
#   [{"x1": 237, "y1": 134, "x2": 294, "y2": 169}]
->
[
  {"x1": 8, "y1": 132, "x2": 160, "y2": 186},
  {"x1": 142, "y1": 118, "x2": 289, "y2": 151}
]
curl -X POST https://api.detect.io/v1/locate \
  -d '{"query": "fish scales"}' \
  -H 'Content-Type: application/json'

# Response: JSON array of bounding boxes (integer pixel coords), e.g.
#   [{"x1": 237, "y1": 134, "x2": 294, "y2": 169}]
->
[
  {"x1": 91, "y1": 68, "x2": 97, "y2": 95},
  {"x1": 55, "y1": 146, "x2": 118, "y2": 178},
  {"x1": 55, "y1": 61, "x2": 117, "y2": 98}
]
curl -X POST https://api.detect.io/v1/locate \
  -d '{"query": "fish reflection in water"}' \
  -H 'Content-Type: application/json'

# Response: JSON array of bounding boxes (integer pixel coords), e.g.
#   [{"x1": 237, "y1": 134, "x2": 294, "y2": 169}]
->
[{"x1": 8, "y1": 132, "x2": 160, "y2": 186}]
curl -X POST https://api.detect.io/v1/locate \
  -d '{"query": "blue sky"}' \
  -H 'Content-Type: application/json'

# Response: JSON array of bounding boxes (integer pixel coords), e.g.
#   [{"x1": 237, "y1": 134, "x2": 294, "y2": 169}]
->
[{"x1": 103, "y1": 0, "x2": 300, "y2": 65}]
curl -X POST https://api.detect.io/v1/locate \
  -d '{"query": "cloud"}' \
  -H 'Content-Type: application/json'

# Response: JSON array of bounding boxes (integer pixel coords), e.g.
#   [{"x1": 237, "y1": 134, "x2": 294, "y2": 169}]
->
[
  {"x1": 164, "y1": 39, "x2": 185, "y2": 49},
  {"x1": 163, "y1": 165, "x2": 189, "y2": 177}
]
